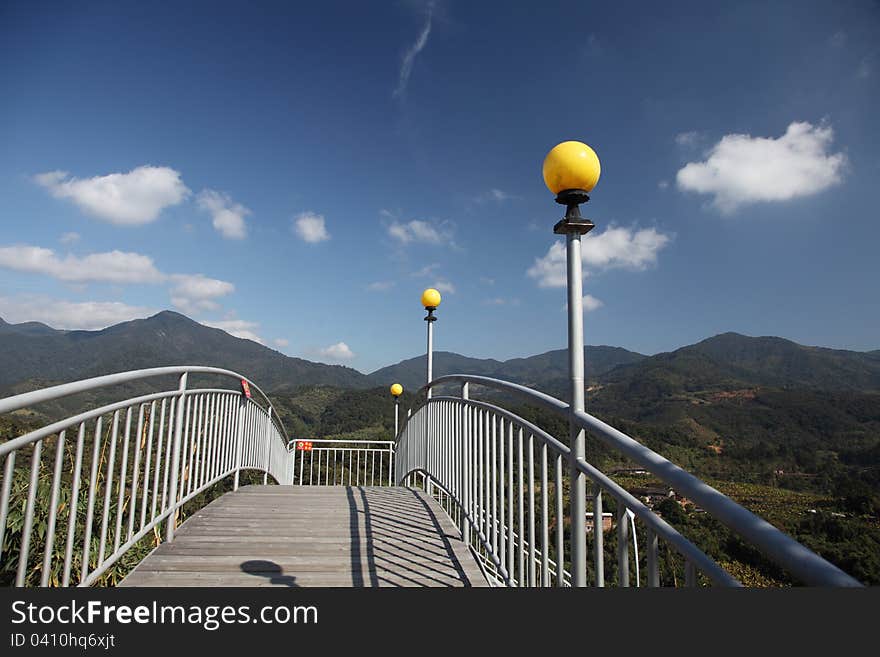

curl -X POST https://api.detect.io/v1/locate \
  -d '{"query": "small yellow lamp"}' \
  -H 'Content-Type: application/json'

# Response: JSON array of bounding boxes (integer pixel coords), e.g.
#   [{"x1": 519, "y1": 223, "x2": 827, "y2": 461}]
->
[
  {"x1": 421, "y1": 288, "x2": 441, "y2": 310},
  {"x1": 542, "y1": 140, "x2": 601, "y2": 195},
  {"x1": 543, "y1": 140, "x2": 600, "y2": 235},
  {"x1": 390, "y1": 383, "x2": 403, "y2": 398}
]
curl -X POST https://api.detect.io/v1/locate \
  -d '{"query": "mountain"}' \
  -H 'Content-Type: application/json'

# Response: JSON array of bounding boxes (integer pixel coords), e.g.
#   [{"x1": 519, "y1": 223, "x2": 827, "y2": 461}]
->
[
  {"x1": 0, "y1": 318, "x2": 61, "y2": 337},
  {"x1": 367, "y1": 346, "x2": 647, "y2": 392},
  {"x1": 0, "y1": 311, "x2": 369, "y2": 393},
  {"x1": 601, "y1": 332, "x2": 880, "y2": 395}
]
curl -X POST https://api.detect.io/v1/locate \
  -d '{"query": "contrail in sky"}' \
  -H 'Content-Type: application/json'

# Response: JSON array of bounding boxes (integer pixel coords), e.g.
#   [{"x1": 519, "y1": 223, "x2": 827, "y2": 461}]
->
[{"x1": 393, "y1": 1, "x2": 435, "y2": 99}]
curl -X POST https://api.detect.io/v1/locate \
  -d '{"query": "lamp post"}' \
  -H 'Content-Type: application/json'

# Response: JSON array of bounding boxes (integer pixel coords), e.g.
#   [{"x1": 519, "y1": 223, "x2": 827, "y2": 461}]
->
[
  {"x1": 421, "y1": 288, "x2": 441, "y2": 399},
  {"x1": 542, "y1": 140, "x2": 601, "y2": 588},
  {"x1": 390, "y1": 383, "x2": 403, "y2": 437},
  {"x1": 421, "y1": 288, "x2": 441, "y2": 496}
]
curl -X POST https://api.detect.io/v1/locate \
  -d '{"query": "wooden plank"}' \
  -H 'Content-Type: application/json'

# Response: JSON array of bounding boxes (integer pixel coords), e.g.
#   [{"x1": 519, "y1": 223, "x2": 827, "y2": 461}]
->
[{"x1": 121, "y1": 485, "x2": 488, "y2": 587}]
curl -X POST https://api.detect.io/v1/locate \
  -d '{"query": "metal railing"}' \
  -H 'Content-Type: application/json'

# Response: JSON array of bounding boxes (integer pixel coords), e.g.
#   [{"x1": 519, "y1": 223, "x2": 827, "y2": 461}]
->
[
  {"x1": 394, "y1": 375, "x2": 862, "y2": 587},
  {"x1": 0, "y1": 366, "x2": 290, "y2": 587},
  {"x1": 290, "y1": 439, "x2": 395, "y2": 487}
]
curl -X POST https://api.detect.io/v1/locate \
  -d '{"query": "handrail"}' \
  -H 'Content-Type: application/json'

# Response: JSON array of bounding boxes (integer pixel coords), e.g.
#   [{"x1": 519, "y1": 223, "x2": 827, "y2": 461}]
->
[
  {"x1": 0, "y1": 365, "x2": 288, "y2": 454},
  {"x1": 0, "y1": 367, "x2": 292, "y2": 587},
  {"x1": 400, "y1": 374, "x2": 861, "y2": 587},
  {"x1": 410, "y1": 396, "x2": 739, "y2": 586}
]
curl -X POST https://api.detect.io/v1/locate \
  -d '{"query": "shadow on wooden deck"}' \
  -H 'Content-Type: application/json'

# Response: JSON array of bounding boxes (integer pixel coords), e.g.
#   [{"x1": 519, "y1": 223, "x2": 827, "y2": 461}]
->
[{"x1": 120, "y1": 485, "x2": 487, "y2": 587}]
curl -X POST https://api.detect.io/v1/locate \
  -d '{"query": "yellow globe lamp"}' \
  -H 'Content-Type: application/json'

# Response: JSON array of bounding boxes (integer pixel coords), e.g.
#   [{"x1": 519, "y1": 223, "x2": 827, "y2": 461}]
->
[
  {"x1": 542, "y1": 141, "x2": 601, "y2": 195},
  {"x1": 421, "y1": 288, "x2": 441, "y2": 310},
  {"x1": 390, "y1": 383, "x2": 403, "y2": 397}
]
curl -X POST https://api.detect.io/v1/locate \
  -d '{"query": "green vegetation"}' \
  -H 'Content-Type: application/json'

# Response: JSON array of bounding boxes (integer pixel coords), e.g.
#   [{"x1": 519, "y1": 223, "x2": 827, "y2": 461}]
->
[{"x1": 2, "y1": 316, "x2": 878, "y2": 586}]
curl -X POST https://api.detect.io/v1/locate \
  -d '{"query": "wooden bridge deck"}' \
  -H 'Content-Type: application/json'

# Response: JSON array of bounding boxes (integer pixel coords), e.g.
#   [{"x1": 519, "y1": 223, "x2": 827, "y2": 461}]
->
[{"x1": 121, "y1": 485, "x2": 488, "y2": 587}]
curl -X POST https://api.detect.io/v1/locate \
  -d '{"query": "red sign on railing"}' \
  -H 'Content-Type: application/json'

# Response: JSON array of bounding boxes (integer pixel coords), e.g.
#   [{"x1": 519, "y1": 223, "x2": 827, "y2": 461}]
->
[
  {"x1": 241, "y1": 379, "x2": 252, "y2": 398},
  {"x1": 296, "y1": 440, "x2": 313, "y2": 451}
]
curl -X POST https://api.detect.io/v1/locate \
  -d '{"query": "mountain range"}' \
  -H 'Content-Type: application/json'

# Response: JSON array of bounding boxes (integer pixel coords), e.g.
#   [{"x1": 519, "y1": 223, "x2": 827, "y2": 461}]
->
[{"x1": 1, "y1": 310, "x2": 879, "y2": 399}]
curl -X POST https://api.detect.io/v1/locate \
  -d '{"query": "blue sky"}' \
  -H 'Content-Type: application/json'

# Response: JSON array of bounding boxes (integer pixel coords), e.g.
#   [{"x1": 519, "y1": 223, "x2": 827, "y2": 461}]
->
[{"x1": 1, "y1": 0, "x2": 878, "y2": 373}]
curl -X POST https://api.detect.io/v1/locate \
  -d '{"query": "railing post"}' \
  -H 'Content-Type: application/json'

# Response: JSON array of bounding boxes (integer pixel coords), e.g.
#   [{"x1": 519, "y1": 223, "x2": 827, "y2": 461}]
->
[
  {"x1": 263, "y1": 406, "x2": 273, "y2": 485},
  {"x1": 617, "y1": 502, "x2": 630, "y2": 587},
  {"x1": 233, "y1": 395, "x2": 246, "y2": 490},
  {"x1": 593, "y1": 483, "x2": 604, "y2": 587},
  {"x1": 565, "y1": 228, "x2": 588, "y2": 587},
  {"x1": 165, "y1": 372, "x2": 188, "y2": 543},
  {"x1": 460, "y1": 382, "x2": 470, "y2": 544}
]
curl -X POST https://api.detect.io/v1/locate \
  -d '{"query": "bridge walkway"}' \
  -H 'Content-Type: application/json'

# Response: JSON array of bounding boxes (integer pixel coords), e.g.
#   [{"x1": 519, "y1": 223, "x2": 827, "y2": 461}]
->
[{"x1": 120, "y1": 485, "x2": 488, "y2": 587}]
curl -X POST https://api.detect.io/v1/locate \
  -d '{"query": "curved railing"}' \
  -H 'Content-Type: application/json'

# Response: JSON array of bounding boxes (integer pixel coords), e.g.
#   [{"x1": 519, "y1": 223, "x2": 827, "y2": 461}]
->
[
  {"x1": 0, "y1": 366, "x2": 291, "y2": 587},
  {"x1": 394, "y1": 375, "x2": 861, "y2": 587}
]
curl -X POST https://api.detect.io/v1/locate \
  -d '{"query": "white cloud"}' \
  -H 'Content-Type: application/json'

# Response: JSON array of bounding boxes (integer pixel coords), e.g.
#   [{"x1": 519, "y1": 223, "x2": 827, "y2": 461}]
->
[
  {"x1": 204, "y1": 319, "x2": 264, "y2": 344},
  {"x1": 388, "y1": 219, "x2": 454, "y2": 246},
  {"x1": 675, "y1": 131, "x2": 700, "y2": 146},
  {"x1": 272, "y1": 338, "x2": 289, "y2": 348},
  {"x1": 197, "y1": 189, "x2": 249, "y2": 239},
  {"x1": 480, "y1": 276, "x2": 495, "y2": 285},
  {"x1": 59, "y1": 232, "x2": 80, "y2": 244},
  {"x1": 318, "y1": 341, "x2": 355, "y2": 362},
  {"x1": 676, "y1": 121, "x2": 847, "y2": 214},
  {"x1": 527, "y1": 225, "x2": 671, "y2": 288},
  {"x1": 475, "y1": 189, "x2": 514, "y2": 203},
  {"x1": 0, "y1": 242, "x2": 236, "y2": 318},
  {"x1": 829, "y1": 31, "x2": 847, "y2": 48},
  {"x1": 0, "y1": 295, "x2": 153, "y2": 330},
  {"x1": 582, "y1": 294, "x2": 603, "y2": 312},
  {"x1": 393, "y1": 1, "x2": 435, "y2": 99},
  {"x1": 432, "y1": 279, "x2": 455, "y2": 294},
  {"x1": 34, "y1": 166, "x2": 189, "y2": 225},
  {"x1": 411, "y1": 263, "x2": 440, "y2": 277},
  {"x1": 657, "y1": 180, "x2": 669, "y2": 190},
  {"x1": 366, "y1": 280, "x2": 395, "y2": 292},
  {"x1": 0, "y1": 245, "x2": 164, "y2": 284},
  {"x1": 484, "y1": 297, "x2": 520, "y2": 306},
  {"x1": 169, "y1": 274, "x2": 235, "y2": 315},
  {"x1": 293, "y1": 212, "x2": 330, "y2": 243}
]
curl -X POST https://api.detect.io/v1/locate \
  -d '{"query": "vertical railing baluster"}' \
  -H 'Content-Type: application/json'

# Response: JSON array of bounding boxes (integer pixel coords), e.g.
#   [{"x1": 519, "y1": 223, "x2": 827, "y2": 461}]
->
[
  {"x1": 139, "y1": 404, "x2": 155, "y2": 531},
  {"x1": 498, "y1": 417, "x2": 506, "y2": 577},
  {"x1": 0, "y1": 452, "x2": 17, "y2": 567},
  {"x1": 541, "y1": 442, "x2": 549, "y2": 587},
  {"x1": 507, "y1": 421, "x2": 514, "y2": 581},
  {"x1": 81, "y1": 417, "x2": 102, "y2": 581},
  {"x1": 555, "y1": 452, "x2": 564, "y2": 587},
  {"x1": 528, "y1": 433, "x2": 535, "y2": 587},
  {"x1": 460, "y1": 386, "x2": 469, "y2": 542},
  {"x1": 262, "y1": 406, "x2": 272, "y2": 485},
  {"x1": 517, "y1": 426, "x2": 524, "y2": 587},
  {"x1": 165, "y1": 373, "x2": 187, "y2": 541},
  {"x1": 16, "y1": 438, "x2": 42, "y2": 586},
  {"x1": 491, "y1": 413, "x2": 497, "y2": 561},
  {"x1": 98, "y1": 410, "x2": 120, "y2": 566},
  {"x1": 233, "y1": 395, "x2": 245, "y2": 490},
  {"x1": 150, "y1": 399, "x2": 166, "y2": 523},
  {"x1": 113, "y1": 408, "x2": 132, "y2": 554},
  {"x1": 41, "y1": 431, "x2": 67, "y2": 586},
  {"x1": 617, "y1": 501, "x2": 630, "y2": 587},
  {"x1": 128, "y1": 405, "x2": 145, "y2": 541},
  {"x1": 62, "y1": 423, "x2": 85, "y2": 586},
  {"x1": 178, "y1": 397, "x2": 191, "y2": 500},
  {"x1": 593, "y1": 483, "x2": 604, "y2": 587}
]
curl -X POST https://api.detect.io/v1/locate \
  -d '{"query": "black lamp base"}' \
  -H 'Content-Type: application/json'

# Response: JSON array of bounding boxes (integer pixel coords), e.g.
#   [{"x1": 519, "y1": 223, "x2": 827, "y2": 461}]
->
[{"x1": 553, "y1": 188, "x2": 595, "y2": 235}]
